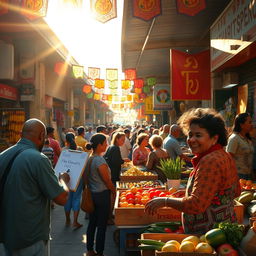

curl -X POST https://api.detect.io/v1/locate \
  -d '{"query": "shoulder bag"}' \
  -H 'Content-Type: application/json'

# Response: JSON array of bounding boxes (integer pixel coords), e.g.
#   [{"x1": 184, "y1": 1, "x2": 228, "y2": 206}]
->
[{"x1": 81, "y1": 156, "x2": 95, "y2": 213}]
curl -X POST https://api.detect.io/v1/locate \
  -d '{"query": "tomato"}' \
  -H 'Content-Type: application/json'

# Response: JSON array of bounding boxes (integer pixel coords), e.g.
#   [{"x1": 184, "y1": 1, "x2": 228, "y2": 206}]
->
[
  {"x1": 154, "y1": 190, "x2": 161, "y2": 197},
  {"x1": 205, "y1": 228, "x2": 227, "y2": 248},
  {"x1": 149, "y1": 191, "x2": 156, "y2": 199},
  {"x1": 126, "y1": 192, "x2": 135, "y2": 200},
  {"x1": 148, "y1": 188, "x2": 156, "y2": 192},
  {"x1": 159, "y1": 192, "x2": 166, "y2": 197},
  {"x1": 164, "y1": 228, "x2": 172, "y2": 233},
  {"x1": 127, "y1": 198, "x2": 135, "y2": 204}
]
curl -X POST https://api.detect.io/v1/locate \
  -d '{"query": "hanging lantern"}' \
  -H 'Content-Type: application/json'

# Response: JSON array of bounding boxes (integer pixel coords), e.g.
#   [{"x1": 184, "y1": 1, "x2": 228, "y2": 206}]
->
[
  {"x1": 134, "y1": 78, "x2": 144, "y2": 88},
  {"x1": 94, "y1": 79, "x2": 105, "y2": 89},
  {"x1": 83, "y1": 84, "x2": 92, "y2": 94}
]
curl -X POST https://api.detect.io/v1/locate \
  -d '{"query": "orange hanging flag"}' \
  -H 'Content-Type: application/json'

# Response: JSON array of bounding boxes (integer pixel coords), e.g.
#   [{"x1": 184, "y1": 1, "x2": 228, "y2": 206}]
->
[
  {"x1": 171, "y1": 49, "x2": 211, "y2": 100},
  {"x1": 21, "y1": 0, "x2": 48, "y2": 20},
  {"x1": 135, "y1": 88, "x2": 142, "y2": 94},
  {"x1": 90, "y1": 0, "x2": 117, "y2": 23},
  {"x1": 94, "y1": 93, "x2": 101, "y2": 100},
  {"x1": 124, "y1": 69, "x2": 136, "y2": 80},
  {"x1": 88, "y1": 67, "x2": 100, "y2": 80},
  {"x1": 176, "y1": 0, "x2": 206, "y2": 16},
  {"x1": 83, "y1": 84, "x2": 92, "y2": 94},
  {"x1": 133, "y1": 0, "x2": 161, "y2": 21},
  {"x1": 121, "y1": 80, "x2": 131, "y2": 90},
  {"x1": 94, "y1": 79, "x2": 105, "y2": 89}
]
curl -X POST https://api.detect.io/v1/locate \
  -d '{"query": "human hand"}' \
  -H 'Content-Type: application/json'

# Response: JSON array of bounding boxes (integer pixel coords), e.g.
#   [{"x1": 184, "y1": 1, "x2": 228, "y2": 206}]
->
[
  {"x1": 144, "y1": 197, "x2": 166, "y2": 216},
  {"x1": 59, "y1": 172, "x2": 70, "y2": 183}
]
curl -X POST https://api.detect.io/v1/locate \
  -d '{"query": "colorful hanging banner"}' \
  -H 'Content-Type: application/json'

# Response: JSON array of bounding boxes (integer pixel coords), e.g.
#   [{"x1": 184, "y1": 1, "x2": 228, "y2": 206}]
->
[
  {"x1": 54, "y1": 62, "x2": 67, "y2": 76},
  {"x1": 106, "y1": 68, "x2": 118, "y2": 81},
  {"x1": 121, "y1": 80, "x2": 131, "y2": 90},
  {"x1": 171, "y1": 49, "x2": 211, "y2": 100},
  {"x1": 83, "y1": 84, "x2": 92, "y2": 94},
  {"x1": 134, "y1": 78, "x2": 144, "y2": 88},
  {"x1": 112, "y1": 95, "x2": 119, "y2": 102},
  {"x1": 124, "y1": 68, "x2": 136, "y2": 80},
  {"x1": 145, "y1": 96, "x2": 160, "y2": 115},
  {"x1": 107, "y1": 94, "x2": 113, "y2": 101},
  {"x1": 133, "y1": 0, "x2": 161, "y2": 21},
  {"x1": 147, "y1": 77, "x2": 156, "y2": 87},
  {"x1": 134, "y1": 88, "x2": 142, "y2": 94},
  {"x1": 94, "y1": 79, "x2": 105, "y2": 89},
  {"x1": 88, "y1": 67, "x2": 100, "y2": 80},
  {"x1": 94, "y1": 93, "x2": 101, "y2": 100},
  {"x1": 127, "y1": 94, "x2": 133, "y2": 102},
  {"x1": 108, "y1": 80, "x2": 118, "y2": 89},
  {"x1": 153, "y1": 84, "x2": 172, "y2": 110},
  {"x1": 21, "y1": 0, "x2": 48, "y2": 20},
  {"x1": 86, "y1": 92, "x2": 94, "y2": 99},
  {"x1": 72, "y1": 65, "x2": 84, "y2": 79},
  {"x1": 102, "y1": 94, "x2": 108, "y2": 101},
  {"x1": 176, "y1": 0, "x2": 206, "y2": 17},
  {"x1": 90, "y1": 0, "x2": 117, "y2": 23},
  {"x1": 0, "y1": 0, "x2": 8, "y2": 16},
  {"x1": 109, "y1": 88, "x2": 118, "y2": 95},
  {"x1": 143, "y1": 86, "x2": 151, "y2": 94},
  {"x1": 139, "y1": 93, "x2": 147, "y2": 100}
]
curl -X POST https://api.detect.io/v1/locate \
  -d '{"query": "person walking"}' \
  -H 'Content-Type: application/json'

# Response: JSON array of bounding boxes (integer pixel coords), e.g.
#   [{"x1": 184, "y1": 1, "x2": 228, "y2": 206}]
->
[
  {"x1": 119, "y1": 128, "x2": 132, "y2": 160},
  {"x1": 0, "y1": 118, "x2": 70, "y2": 256},
  {"x1": 84, "y1": 133, "x2": 116, "y2": 256}
]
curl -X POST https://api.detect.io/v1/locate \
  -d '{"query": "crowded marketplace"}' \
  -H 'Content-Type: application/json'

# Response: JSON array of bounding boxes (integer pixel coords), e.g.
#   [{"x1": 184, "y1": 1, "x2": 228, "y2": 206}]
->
[{"x1": 1, "y1": 1, "x2": 256, "y2": 256}]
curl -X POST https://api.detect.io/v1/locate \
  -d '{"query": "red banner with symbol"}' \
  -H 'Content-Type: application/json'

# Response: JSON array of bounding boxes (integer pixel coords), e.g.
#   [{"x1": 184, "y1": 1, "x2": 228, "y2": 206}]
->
[
  {"x1": 133, "y1": 0, "x2": 161, "y2": 21},
  {"x1": 176, "y1": 0, "x2": 206, "y2": 17},
  {"x1": 171, "y1": 49, "x2": 211, "y2": 100}
]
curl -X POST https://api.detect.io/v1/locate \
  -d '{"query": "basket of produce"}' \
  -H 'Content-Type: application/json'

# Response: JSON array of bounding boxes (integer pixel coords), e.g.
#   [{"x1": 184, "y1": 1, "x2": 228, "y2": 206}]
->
[
  {"x1": 116, "y1": 180, "x2": 165, "y2": 190},
  {"x1": 239, "y1": 179, "x2": 256, "y2": 191}
]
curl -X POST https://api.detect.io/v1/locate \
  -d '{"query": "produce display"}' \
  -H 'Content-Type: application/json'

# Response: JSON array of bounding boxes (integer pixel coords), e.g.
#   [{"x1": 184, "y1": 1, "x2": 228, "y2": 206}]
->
[
  {"x1": 117, "y1": 180, "x2": 164, "y2": 189},
  {"x1": 142, "y1": 221, "x2": 183, "y2": 234},
  {"x1": 118, "y1": 188, "x2": 183, "y2": 208},
  {"x1": 236, "y1": 190, "x2": 256, "y2": 217},
  {"x1": 121, "y1": 167, "x2": 155, "y2": 176},
  {"x1": 139, "y1": 222, "x2": 243, "y2": 254}
]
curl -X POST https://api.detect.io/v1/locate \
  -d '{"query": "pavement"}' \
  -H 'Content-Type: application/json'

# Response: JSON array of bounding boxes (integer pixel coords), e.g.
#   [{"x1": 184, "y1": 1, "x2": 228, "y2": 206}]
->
[{"x1": 0, "y1": 204, "x2": 123, "y2": 256}]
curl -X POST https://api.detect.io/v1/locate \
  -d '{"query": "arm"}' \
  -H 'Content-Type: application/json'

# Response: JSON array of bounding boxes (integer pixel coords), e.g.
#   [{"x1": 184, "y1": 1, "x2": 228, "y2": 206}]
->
[
  {"x1": 98, "y1": 163, "x2": 116, "y2": 194},
  {"x1": 146, "y1": 152, "x2": 154, "y2": 170},
  {"x1": 226, "y1": 135, "x2": 238, "y2": 158},
  {"x1": 53, "y1": 172, "x2": 70, "y2": 205}
]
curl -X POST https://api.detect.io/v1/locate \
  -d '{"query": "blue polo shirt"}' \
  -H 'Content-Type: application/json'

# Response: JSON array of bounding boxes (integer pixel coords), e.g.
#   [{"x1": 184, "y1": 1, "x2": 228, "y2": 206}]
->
[
  {"x1": 0, "y1": 138, "x2": 65, "y2": 250},
  {"x1": 163, "y1": 135, "x2": 182, "y2": 159}
]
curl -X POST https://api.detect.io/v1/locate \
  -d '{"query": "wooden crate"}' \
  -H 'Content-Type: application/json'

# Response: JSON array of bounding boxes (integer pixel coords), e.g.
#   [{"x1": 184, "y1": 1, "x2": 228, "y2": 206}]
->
[
  {"x1": 120, "y1": 173, "x2": 158, "y2": 182},
  {"x1": 234, "y1": 200, "x2": 244, "y2": 224},
  {"x1": 116, "y1": 180, "x2": 166, "y2": 190},
  {"x1": 114, "y1": 191, "x2": 181, "y2": 226},
  {"x1": 140, "y1": 233, "x2": 216, "y2": 256}
]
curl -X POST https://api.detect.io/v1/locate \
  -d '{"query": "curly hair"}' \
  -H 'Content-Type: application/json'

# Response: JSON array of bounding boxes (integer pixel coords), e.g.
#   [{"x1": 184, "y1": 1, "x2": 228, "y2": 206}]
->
[
  {"x1": 136, "y1": 133, "x2": 149, "y2": 146},
  {"x1": 177, "y1": 108, "x2": 228, "y2": 146}
]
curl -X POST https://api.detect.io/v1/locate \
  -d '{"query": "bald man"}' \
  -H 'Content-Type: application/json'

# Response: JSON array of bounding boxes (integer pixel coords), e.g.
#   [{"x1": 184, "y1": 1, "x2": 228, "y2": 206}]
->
[
  {"x1": 163, "y1": 124, "x2": 191, "y2": 162},
  {"x1": 0, "y1": 118, "x2": 70, "y2": 256}
]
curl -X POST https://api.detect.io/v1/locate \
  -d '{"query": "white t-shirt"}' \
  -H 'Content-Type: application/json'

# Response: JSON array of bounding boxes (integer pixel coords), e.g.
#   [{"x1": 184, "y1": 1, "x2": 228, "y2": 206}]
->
[{"x1": 119, "y1": 137, "x2": 132, "y2": 159}]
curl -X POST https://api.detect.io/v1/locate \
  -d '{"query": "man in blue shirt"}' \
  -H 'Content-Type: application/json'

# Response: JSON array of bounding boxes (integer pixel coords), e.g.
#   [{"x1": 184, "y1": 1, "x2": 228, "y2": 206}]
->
[{"x1": 0, "y1": 118, "x2": 70, "y2": 256}]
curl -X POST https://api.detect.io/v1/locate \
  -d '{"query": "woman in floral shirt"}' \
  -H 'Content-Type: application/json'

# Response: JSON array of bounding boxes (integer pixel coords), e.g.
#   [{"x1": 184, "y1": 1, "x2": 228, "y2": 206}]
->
[
  {"x1": 132, "y1": 133, "x2": 150, "y2": 166},
  {"x1": 145, "y1": 108, "x2": 241, "y2": 234}
]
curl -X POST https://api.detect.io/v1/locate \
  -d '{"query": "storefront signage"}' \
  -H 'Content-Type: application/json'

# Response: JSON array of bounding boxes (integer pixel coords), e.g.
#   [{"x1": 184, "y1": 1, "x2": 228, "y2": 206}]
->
[
  {"x1": 20, "y1": 84, "x2": 35, "y2": 102},
  {"x1": 211, "y1": 0, "x2": 256, "y2": 71},
  {"x1": 144, "y1": 96, "x2": 160, "y2": 115},
  {"x1": 153, "y1": 84, "x2": 173, "y2": 110},
  {"x1": 0, "y1": 83, "x2": 18, "y2": 101}
]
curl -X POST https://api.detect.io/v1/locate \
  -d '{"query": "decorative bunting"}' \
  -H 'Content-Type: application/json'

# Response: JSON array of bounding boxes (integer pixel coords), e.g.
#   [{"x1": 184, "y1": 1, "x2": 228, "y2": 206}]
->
[
  {"x1": 72, "y1": 65, "x2": 84, "y2": 79},
  {"x1": 86, "y1": 92, "x2": 94, "y2": 99},
  {"x1": 134, "y1": 88, "x2": 142, "y2": 94},
  {"x1": 83, "y1": 84, "x2": 92, "y2": 94},
  {"x1": 112, "y1": 95, "x2": 119, "y2": 102},
  {"x1": 171, "y1": 49, "x2": 211, "y2": 100},
  {"x1": 106, "y1": 68, "x2": 118, "y2": 81},
  {"x1": 54, "y1": 62, "x2": 67, "y2": 76},
  {"x1": 121, "y1": 96, "x2": 126, "y2": 102},
  {"x1": 147, "y1": 77, "x2": 156, "y2": 87},
  {"x1": 176, "y1": 0, "x2": 206, "y2": 16},
  {"x1": 0, "y1": 0, "x2": 8, "y2": 16},
  {"x1": 21, "y1": 0, "x2": 48, "y2": 20},
  {"x1": 127, "y1": 94, "x2": 133, "y2": 102},
  {"x1": 143, "y1": 86, "x2": 151, "y2": 94},
  {"x1": 90, "y1": 0, "x2": 117, "y2": 23},
  {"x1": 121, "y1": 80, "x2": 131, "y2": 90},
  {"x1": 133, "y1": 0, "x2": 161, "y2": 21},
  {"x1": 108, "y1": 80, "x2": 118, "y2": 89},
  {"x1": 110, "y1": 88, "x2": 118, "y2": 95},
  {"x1": 94, "y1": 79, "x2": 105, "y2": 89},
  {"x1": 139, "y1": 92, "x2": 147, "y2": 99},
  {"x1": 124, "y1": 68, "x2": 136, "y2": 80},
  {"x1": 93, "y1": 93, "x2": 101, "y2": 100},
  {"x1": 134, "y1": 78, "x2": 144, "y2": 88},
  {"x1": 102, "y1": 94, "x2": 108, "y2": 101},
  {"x1": 88, "y1": 67, "x2": 100, "y2": 80},
  {"x1": 107, "y1": 94, "x2": 113, "y2": 101}
]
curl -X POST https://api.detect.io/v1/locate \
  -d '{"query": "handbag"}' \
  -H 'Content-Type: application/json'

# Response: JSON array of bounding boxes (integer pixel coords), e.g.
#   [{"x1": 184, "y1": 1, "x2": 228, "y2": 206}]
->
[{"x1": 81, "y1": 157, "x2": 94, "y2": 213}]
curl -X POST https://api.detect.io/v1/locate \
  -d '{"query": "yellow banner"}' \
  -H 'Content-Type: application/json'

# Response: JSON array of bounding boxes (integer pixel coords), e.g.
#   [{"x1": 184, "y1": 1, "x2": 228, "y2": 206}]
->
[{"x1": 145, "y1": 96, "x2": 160, "y2": 115}]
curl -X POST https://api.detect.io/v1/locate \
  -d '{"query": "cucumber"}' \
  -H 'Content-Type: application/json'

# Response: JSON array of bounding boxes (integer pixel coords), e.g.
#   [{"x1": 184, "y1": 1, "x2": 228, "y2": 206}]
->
[
  {"x1": 137, "y1": 239, "x2": 165, "y2": 246},
  {"x1": 153, "y1": 221, "x2": 181, "y2": 227},
  {"x1": 138, "y1": 244, "x2": 163, "y2": 250}
]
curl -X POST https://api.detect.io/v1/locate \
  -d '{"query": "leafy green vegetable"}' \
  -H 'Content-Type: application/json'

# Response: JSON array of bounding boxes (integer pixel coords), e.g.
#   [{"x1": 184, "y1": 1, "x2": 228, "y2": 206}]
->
[{"x1": 214, "y1": 221, "x2": 245, "y2": 248}]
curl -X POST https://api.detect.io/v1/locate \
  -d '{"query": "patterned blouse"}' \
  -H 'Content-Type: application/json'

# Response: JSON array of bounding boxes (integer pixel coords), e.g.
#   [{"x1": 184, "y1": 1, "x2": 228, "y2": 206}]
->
[
  {"x1": 132, "y1": 146, "x2": 150, "y2": 166},
  {"x1": 179, "y1": 146, "x2": 241, "y2": 234}
]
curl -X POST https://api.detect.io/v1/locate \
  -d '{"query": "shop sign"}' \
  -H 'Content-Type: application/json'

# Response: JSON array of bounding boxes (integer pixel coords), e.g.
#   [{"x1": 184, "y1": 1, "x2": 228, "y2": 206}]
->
[
  {"x1": 153, "y1": 84, "x2": 173, "y2": 110},
  {"x1": 45, "y1": 95, "x2": 53, "y2": 109},
  {"x1": 0, "y1": 83, "x2": 18, "y2": 101},
  {"x1": 20, "y1": 84, "x2": 35, "y2": 102},
  {"x1": 211, "y1": 0, "x2": 256, "y2": 71},
  {"x1": 144, "y1": 96, "x2": 160, "y2": 115}
]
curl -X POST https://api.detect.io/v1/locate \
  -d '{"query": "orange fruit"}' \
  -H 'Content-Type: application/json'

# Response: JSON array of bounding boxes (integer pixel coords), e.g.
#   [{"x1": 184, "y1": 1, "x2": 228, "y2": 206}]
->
[
  {"x1": 141, "y1": 196, "x2": 150, "y2": 205},
  {"x1": 130, "y1": 187, "x2": 138, "y2": 194},
  {"x1": 179, "y1": 241, "x2": 195, "y2": 252},
  {"x1": 121, "y1": 201, "x2": 128, "y2": 207},
  {"x1": 162, "y1": 243, "x2": 179, "y2": 252},
  {"x1": 165, "y1": 240, "x2": 180, "y2": 248},
  {"x1": 120, "y1": 196, "x2": 127, "y2": 202}
]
